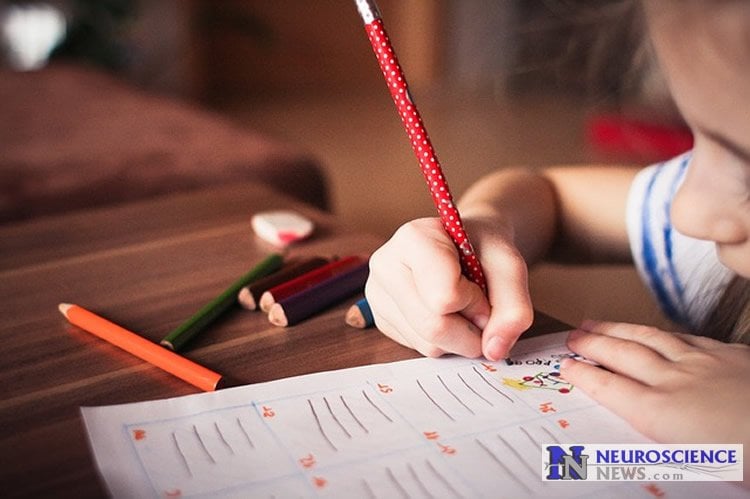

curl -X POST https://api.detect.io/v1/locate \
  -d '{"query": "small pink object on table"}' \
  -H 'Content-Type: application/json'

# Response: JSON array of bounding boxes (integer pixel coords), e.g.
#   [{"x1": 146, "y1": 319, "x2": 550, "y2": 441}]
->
[{"x1": 251, "y1": 210, "x2": 315, "y2": 247}]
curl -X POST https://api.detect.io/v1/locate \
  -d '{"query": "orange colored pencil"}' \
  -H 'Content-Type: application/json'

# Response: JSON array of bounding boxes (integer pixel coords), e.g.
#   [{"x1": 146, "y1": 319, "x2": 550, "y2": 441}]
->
[{"x1": 59, "y1": 303, "x2": 223, "y2": 392}]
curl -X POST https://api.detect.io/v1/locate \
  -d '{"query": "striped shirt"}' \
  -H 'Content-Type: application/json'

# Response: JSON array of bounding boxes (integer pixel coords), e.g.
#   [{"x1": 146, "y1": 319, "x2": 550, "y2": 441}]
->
[{"x1": 626, "y1": 152, "x2": 734, "y2": 328}]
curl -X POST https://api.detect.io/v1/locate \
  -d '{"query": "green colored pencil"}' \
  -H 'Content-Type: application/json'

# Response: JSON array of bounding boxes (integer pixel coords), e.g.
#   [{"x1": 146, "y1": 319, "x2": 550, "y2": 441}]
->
[{"x1": 161, "y1": 253, "x2": 283, "y2": 351}]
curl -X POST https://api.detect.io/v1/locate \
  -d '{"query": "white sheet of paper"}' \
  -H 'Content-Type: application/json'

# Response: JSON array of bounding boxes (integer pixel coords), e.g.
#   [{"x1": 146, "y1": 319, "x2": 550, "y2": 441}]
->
[{"x1": 80, "y1": 332, "x2": 743, "y2": 498}]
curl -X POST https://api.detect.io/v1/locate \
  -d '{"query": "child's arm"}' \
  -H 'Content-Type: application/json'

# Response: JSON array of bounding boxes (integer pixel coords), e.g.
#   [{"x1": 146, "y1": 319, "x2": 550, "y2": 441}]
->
[
  {"x1": 366, "y1": 165, "x2": 640, "y2": 361},
  {"x1": 458, "y1": 165, "x2": 638, "y2": 265}
]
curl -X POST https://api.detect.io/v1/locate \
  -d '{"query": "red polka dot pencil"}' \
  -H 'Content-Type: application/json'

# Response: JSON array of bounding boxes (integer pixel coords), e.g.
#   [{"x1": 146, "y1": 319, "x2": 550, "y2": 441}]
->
[{"x1": 354, "y1": 0, "x2": 487, "y2": 293}]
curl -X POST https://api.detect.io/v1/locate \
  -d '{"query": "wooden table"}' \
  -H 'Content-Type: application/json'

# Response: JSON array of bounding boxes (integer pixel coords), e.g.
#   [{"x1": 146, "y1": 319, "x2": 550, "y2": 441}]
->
[{"x1": 0, "y1": 183, "x2": 567, "y2": 497}]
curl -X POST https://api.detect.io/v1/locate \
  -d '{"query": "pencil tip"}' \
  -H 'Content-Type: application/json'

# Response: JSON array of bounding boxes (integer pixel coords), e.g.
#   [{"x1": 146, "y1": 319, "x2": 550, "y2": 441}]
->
[
  {"x1": 237, "y1": 287, "x2": 256, "y2": 310},
  {"x1": 345, "y1": 305, "x2": 365, "y2": 328},
  {"x1": 160, "y1": 340, "x2": 175, "y2": 351},
  {"x1": 268, "y1": 304, "x2": 288, "y2": 327},
  {"x1": 259, "y1": 292, "x2": 273, "y2": 313},
  {"x1": 58, "y1": 303, "x2": 72, "y2": 316}
]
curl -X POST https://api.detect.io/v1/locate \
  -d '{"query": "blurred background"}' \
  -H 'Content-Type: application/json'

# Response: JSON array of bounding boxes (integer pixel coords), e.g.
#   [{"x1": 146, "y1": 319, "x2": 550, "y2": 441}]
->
[{"x1": 1, "y1": 0, "x2": 692, "y2": 329}]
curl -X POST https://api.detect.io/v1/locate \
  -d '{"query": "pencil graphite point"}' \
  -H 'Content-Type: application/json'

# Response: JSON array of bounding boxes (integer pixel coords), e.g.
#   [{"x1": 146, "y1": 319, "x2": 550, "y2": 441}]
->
[
  {"x1": 267, "y1": 304, "x2": 288, "y2": 327},
  {"x1": 237, "y1": 287, "x2": 256, "y2": 310},
  {"x1": 345, "y1": 305, "x2": 365, "y2": 328},
  {"x1": 258, "y1": 292, "x2": 274, "y2": 313},
  {"x1": 58, "y1": 303, "x2": 73, "y2": 316},
  {"x1": 345, "y1": 298, "x2": 374, "y2": 329}
]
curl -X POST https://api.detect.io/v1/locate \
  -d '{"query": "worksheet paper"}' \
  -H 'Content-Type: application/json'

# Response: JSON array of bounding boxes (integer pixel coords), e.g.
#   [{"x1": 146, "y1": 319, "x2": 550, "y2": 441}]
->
[{"x1": 81, "y1": 332, "x2": 742, "y2": 498}]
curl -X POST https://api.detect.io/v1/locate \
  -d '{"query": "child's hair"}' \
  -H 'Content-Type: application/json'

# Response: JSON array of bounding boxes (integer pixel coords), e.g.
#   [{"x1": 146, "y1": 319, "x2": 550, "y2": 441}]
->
[
  {"x1": 511, "y1": 0, "x2": 658, "y2": 105},
  {"x1": 701, "y1": 277, "x2": 750, "y2": 344}
]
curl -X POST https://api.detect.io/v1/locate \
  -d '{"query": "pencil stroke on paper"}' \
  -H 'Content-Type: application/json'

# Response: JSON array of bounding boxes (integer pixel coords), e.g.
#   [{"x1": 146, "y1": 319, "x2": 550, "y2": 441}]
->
[
  {"x1": 214, "y1": 421, "x2": 235, "y2": 455},
  {"x1": 171, "y1": 431, "x2": 192, "y2": 477},
  {"x1": 385, "y1": 466, "x2": 409, "y2": 499},
  {"x1": 497, "y1": 434, "x2": 538, "y2": 480},
  {"x1": 437, "y1": 374, "x2": 475, "y2": 415},
  {"x1": 340, "y1": 394, "x2": 370, "y2": 434},
  {"x1": 539, "y1": 425, "x2": 561, "y2": 445},
  {"x1": 416, "y1": 379, "x2": 455, "y2": 422},
  {"x1": 425, "y1": 459, "x2": 464, "y2": 499},
  {"x1": 193, "y1": 424, "x2": 216, "y2": 464},
  {"x1": 323, "y1": 396, "x2": 353, "y2": 439},
  {"x1": 456, "y1": 372, "x2": 493, "y2": 407},
  {"x1": 475, "y1": 438, "x2": 533, "y2": 494},
  {"x1": 361, "y1": 478, "x2": 376, "y2": 499},
  {"x1": 407, "y1": 462, "x2": 433, "y2": 498},
  {"x1": 236, "y1": 416, "x2": 254, "y2": 448},
  {"x1": 471, "y1": 365, "x2": 514, "y2": 403},
  {"x1": 308, "y1": 398, "x2": 337, "y2": 451},
  {"x1": 362, "y1": 388, "x2": 393, "y2": 423}
]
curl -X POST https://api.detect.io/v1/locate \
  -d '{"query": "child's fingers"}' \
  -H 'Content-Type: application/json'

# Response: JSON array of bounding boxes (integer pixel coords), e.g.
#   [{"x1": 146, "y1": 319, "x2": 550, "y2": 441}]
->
[
  {"x1": 579, "y1": 320, "x2": 693, "y2": 361},
  {"x1": 672, "y1": 332, "x2": 725, "y2": 350},
  {"x1": 375, "y1": 218, "x2": 491, "y2": 330},
  {"x1": 365, "y1": 278, "x2": 428, "y2": 353},
  {"x1": 403, "y1": 224, "x2": 490, "y2": 317},
  {"x1": 368, "y1": 303, "x2": 416, "y2": 350},
  {"x1": 366, "y1": 266, "x2": 481, "y2": 358},
  {"x1": 369, "y1": 300, "x2": 447, "y2": 358},
  {"x1": 566, "y1": 329, "x2": 672, "y2": 385},
  {"x1": 480, "y1": 243, "x2": 534, "y2": 361},
  {"x1": 559, "y1": 358, "x2": 656, "y2": 438},
  {"x1": 386, "y1": 268, "x2": 483, "y2": 358}
]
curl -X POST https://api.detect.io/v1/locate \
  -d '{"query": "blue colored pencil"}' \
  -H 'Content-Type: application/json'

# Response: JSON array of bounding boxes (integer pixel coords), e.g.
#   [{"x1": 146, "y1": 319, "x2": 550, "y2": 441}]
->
[{"x1": 345, "y1": 297, "x2": 374, "y2": 329}]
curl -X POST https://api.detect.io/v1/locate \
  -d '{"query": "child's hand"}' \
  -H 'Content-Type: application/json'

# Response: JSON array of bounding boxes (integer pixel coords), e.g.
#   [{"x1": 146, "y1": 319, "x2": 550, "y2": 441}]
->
[
  {"x1": 561, "y1": 321, "x2": 750, "y2": 451},
  {"x1": 365, "y1": 217, "x2": 533, "y2": 360}
]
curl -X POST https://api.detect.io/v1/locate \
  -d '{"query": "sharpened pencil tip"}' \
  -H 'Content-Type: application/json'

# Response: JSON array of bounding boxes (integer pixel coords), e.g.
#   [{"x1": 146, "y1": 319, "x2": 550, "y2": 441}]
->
[
  {"x1": 345, "y1": 305, "x2": 365, "y2": 328},
  {"x1": 237, "y1": 287, "x2": 256, "y2": 310},
  {"x1": 268, "y1": 304, "x2": 288, "y2": 327},
  {"x1": 58, "y1": 303, "x2": 73, "y2": 316},
  {"x1": 258, "y1": 292, "x2": 274, "y2": 313}
]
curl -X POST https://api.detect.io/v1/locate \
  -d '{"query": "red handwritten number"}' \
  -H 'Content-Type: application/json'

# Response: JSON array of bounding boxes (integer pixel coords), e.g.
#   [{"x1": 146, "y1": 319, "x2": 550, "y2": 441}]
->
[
  {"x1": 313, "y1": 476, "x2": 327, "y2": 488},
  {"x1": 438, "y1": 443, "x2": 456, "y2": 455},
  {"x1": 423, "y1": 431, "x2": 439, "y2": 440},
  {"x1": 480, "y1": 362, "x2": 497, "y2": 372},
  {"x1": 557, "y1": 419, "x2": 570, "y2": 429},
  {"x1": 377, "y1": 383, "x2": 393, "y2": 394},
  {"x1": 643, "y1": 484, "x2": 665, "y2": 497},
  {"x1": 539, "y1": 402, "x2": 556, "y2": 413},
  {"x1": 262, "y1": 406, "x2": 275, "y2": 418},
  {"x1": 163, "y1": 489, "x2": 182, "y2": 498},
  {"x1": 133, "y1": 429, "x2": 146, "y2": 441},
  {"x1": 299, "y1": 453, "x2": 316, "y2": 469}
]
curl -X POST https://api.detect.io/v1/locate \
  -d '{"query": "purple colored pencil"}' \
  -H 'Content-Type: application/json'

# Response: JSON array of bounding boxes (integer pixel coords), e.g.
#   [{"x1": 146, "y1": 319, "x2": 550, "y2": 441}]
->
[{"x1": 268, "y1": 262, "x2": 369, "y2": 327}]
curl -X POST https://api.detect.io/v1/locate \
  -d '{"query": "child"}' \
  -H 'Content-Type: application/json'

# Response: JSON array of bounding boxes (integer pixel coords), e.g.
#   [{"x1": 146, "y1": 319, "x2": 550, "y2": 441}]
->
[{"x1": 365, "y1": 0, "x2": 750, "y2": 480}]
